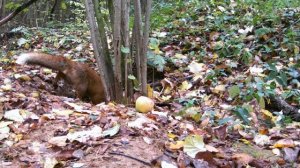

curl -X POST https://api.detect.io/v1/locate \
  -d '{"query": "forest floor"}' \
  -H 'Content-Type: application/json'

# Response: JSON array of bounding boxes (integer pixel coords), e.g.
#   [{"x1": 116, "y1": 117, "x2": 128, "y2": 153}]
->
[
  {"x1": 1, "y1": 4, "x2": 300, "y2": 168},
  {"x1": 0, "y1": 30, "x2": 299, "y2": 168}
]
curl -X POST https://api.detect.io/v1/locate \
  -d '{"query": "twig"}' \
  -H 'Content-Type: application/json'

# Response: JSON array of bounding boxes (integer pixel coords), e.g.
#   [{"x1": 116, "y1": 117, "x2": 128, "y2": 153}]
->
[{"x1": 109, "y1": 151, "x2": 152, "y2": 167}]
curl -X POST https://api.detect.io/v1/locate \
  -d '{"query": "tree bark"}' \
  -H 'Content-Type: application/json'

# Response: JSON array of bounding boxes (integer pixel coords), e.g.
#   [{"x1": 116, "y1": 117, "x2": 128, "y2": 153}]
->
[
  {"x1": 113, "y1": 0, "x2": 122, "y2": 102},
  {"x1": 133, "y1": 0, "x2": 143, "y2": 85},
  {"x1": 121, "y1": 0, "x2": 132, "y2": 103},
  {"x1": 141, "y1": 0, "x2": 152, "y2": 96},
  {"x1": 49, "y1": 0, "x2": 59, "y2": 21},
  {"x1": 0, "y1": 0, "x2": 4, "y2": 19},
  {"x1": 94, "y1": 0, "x2": 110, "y2": 60},
  {"x1": 106, "y1": 0, "x2": 114, "y2": 30},
  {"x1": 84, "y1": 0, "x2": 115, "y2": 101},
  {"x1": 0, "y1": 0, "x2": 39, "y2": 26}
]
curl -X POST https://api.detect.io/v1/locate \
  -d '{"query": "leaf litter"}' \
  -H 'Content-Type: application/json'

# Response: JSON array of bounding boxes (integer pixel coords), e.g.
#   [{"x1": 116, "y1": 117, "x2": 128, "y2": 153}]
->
[{"x1": 1, "y1": 3, "x2": 300, "y2": 168}]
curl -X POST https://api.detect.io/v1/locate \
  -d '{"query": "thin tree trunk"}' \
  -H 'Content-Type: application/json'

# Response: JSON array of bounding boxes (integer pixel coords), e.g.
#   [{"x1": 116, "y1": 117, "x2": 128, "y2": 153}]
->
[
  {"x1": 0, "y1": 0, "x2": 4, "y2": 19},
  {"x1": 84, "y1": 0, "x2": 115, "y2": 101},
  {"x1": 94, "y1": 0, "x2": 110, "y2": 60},
  {"x1": 141, "y1": 0, "x2": 152, "y2": 95},
  {"x1": 133, "y1": 0, "x2": 143, "y2": 85},
  {"x1": 0, "y1": 0, "x2": 39, "y2": 26},
  {"x1": 49, "y1": 0, "x2": 58, "y2": 21},
  {"x1": 121, "y1": 0, "x2": 131, "y2": 103},
  {"x1": 106, "y1": 0, "x2": 114, "y2": 30},
  {"x1": 113, "y1": 0, "x2": 122, "y2": 102}
]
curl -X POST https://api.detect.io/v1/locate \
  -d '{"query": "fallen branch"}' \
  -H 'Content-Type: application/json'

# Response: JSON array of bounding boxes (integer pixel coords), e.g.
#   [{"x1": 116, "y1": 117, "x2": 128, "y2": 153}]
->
[
  {"x1": 0, "y1": 0, "x2": 39, "y2": 26},
  {"x1": 268, "y1": 95, "x2": 300, "y2": 121}
]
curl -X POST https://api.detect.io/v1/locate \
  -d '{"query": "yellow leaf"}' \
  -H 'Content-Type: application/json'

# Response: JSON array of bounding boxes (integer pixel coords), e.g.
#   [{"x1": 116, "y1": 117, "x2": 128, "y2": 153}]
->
[
  {"x1": 240, "y1": 139, "x2": 251, "y2": 145},
  {"x1": 43, "y1": 68, "x2": 53, "y2": 74},
  {"x1": 15, "y1": 134, "x2": 23, "y2": 141},
  {"x1": 169, "y1": 141, "x2": 184, "y2": 150},
  {"x1": 179, "y1": 81, "x2": 192, "y2": 91},
  {"x1": 24, "y1": 43, "x2": 30, "y2": 49},
  {"x1": 108, "y1": 102, "x2": 115, "y2": 107},
  {"x1": 213, "y1": 53, "x2": 218, "y2": 59},
  {"x1": 167, "y1": 133, "x2": 177, "y2": 139},
  {"x1": 261, "y1": 109, "x2": 276, "y2": 122},
  {"x1": 161, "y1": 95, "x2": 171, "y2": 101},
  {"x1": 154, "y1": 47, "x2": 161, "y2": 54},
  {"x1": 261, "y1": 109, "x2": 272, "y2": 117},
  {"x1": 20, "y1": 75, "x2": 31, "y2": 81},
  {"x1": 14, "y1": 74, "x2": 31, "y2": 81},
  {"x1": 163, "y1": 86, "x2": 172, "y2": 95},
  {"x1": 147, "y1": 84, "x2": 153, "y2": 98},
  {"x1": 16, "y1": 93, "x2": 26, "y2": 98},
  {"x1": 212, "y1": 85, "x2": 226, "y2": 94},
  {"x1": 273, "y1": 139, "x2": 295, "y2": 148},
  {"x1": 31, "y1": 91, "x2": 40, "y2": 98}
]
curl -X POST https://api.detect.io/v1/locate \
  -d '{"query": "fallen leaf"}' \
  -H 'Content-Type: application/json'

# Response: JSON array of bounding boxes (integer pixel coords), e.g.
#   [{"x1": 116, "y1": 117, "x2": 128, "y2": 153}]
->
[
  {"x1": 273, "y1": 139, "x2": 295, "y2": 148},
  {"x1": 179, "y1": 81, "x2": 192, "y2": 91},
  {"x1": 43, "y1": 68, "x2": 53, "y2": 74},
  {"x1": 127, "y1": 114, "x2": 153, "y2": 129},
  {"x1": 161, "y1": 160, "x2": 178, "y2": 168},
  {"x1": 1, "y1": 84, "x2": 12, "y2": 91},
  {"x1": 205, "y1": 145, "x2": 219, "y2": 152},
  {"x1": 195, "y1": 151, "x2": 217, "y2": 166},
  {"x1": 52, "y1": 109, "x2": 74, "y2": 117},
  {"x1": 213, "y1": 124, "x2": 227, "y2": 140},
  {"x1": 102, "y1": 124, "x2": 120, "y2": 137},
  {"x1": 232, "y1": 153, "x2": 254, "y2": 166},
  {"x1": 143, "y1": 136, "x2": 153, "y2": 144},
  {"x1": 44, "y1": 157, "x2": 59, "y2": 168},
  {"x1": 4, "y1": 109, "x2": 24, "y2": 122},
  {"x1": 188, "y1": 61, "x2": 205, "y2": 73},
  {"x1": 249, "y1": 66, "x2": 264, "y2": 76},
  {"x1": 72, "y1": 163, "x2": 85, "y2": 168},
  {"x1": 254, "y1": 134, "x2": 270, "y2": 146},
  {"x1": 67, "y1": 125, "x2": 103, "y2": 143},
  {"x1": 212, "y1": 85, "x2": 226, "y2": 94},
  {"x1": 283, "y1": 147, "x2": 299, "y2": 162},
  {"x1": 48, "y1": 136, "x2": 68, "y2": 147},
  {"x1": 228, "y1": 85, "x2": 240, "y2": 98},
  {"x1": 169, "y1": 141, "x2": 184, "y2": 150},
  {"x1": 272, "y1": 148, "x2": 281, "y2": 156},
  {"x1": 183, "y1": 135, "x2": 206, "y2": 158}
]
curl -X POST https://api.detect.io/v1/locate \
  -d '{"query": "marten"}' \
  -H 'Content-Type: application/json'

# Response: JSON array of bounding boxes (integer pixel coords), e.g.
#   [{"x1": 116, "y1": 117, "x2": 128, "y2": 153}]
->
[{"x1": 16, "y1": 52, "x2": 106, "y2": 104}]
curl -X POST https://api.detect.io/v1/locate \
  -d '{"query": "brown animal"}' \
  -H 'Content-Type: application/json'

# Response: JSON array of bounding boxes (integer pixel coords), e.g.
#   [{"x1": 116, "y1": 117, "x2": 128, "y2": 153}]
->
[{"x1": 16, "y1": 52, "x2": 105, "y2": 104}]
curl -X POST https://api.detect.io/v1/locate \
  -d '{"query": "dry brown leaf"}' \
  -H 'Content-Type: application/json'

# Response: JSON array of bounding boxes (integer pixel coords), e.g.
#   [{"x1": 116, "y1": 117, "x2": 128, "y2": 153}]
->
[{"x1": 232, "y1": 153, "x2": 254, "y2": 165}]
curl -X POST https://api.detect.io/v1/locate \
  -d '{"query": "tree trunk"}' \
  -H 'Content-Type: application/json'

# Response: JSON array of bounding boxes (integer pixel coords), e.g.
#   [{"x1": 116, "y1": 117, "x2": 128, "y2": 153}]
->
[
  {"x1": 113, "y1": 0, "x2": 122, "y2": 102},
  {"x1": 0, "y1": 0, "x2": 4, "y2": 19},
  {"x1": 84, "y1": 0, "x2": 115, "y2": 101},
  {"x1": 94, "y1": 0, "x2": 110, "y2": 60},
  {"x1": 106, "y1": 0, "x2": 114, "y2": 30},
  {"x1": 141, "y1": 0, "x2": 152, "y2": 96},
  {"x1": 49, "y1": 0, "x2": 59, "y2": 21},
  {"x1": 121, "y1": 0, "x2": 131, "y2": 103},
  {"x1": 133, "y1": 0, "x2": 143, "y2": 85}
]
